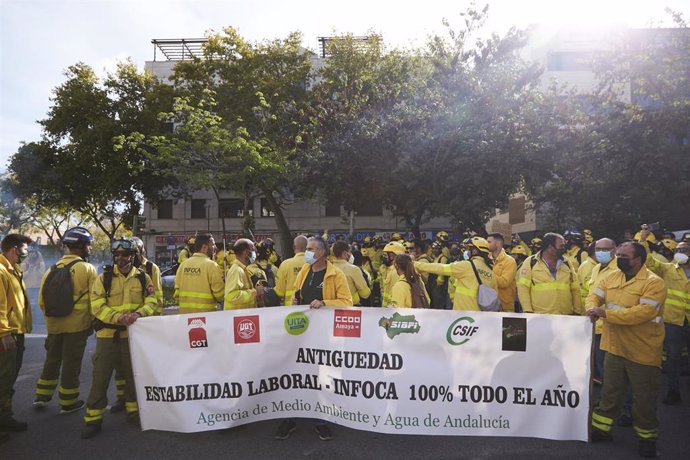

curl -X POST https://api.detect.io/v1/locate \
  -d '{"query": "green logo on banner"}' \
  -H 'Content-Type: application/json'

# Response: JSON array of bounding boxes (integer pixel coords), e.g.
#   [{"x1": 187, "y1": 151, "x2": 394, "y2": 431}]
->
[
  {"x1": 378, "y1": 312, "x2": 421, "y2": 339},
  {"x1": 284, "y1": 312, "x2": 309, "y2": 335},
  {"x1": 446, "y1": 316, "x2": 478, "y2": 346}
]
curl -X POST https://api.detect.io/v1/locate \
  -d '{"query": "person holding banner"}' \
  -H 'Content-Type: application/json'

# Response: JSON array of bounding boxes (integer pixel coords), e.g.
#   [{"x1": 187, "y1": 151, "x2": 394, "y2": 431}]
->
[
  {"x1": 586, "y1": 241, "x2": 666, "y2": 458},
  {"x1": 276, "y1": 236, "x2": 351, "y2": 441},
  {"x1": 81, "y1": 238, "x2": 158, "y2": 439}
]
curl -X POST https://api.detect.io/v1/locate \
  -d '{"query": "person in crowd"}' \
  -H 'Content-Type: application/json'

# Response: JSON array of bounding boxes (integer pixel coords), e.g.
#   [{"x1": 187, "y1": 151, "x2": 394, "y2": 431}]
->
[
  {"x1": 225, "y1": 239, "x2": 265, "y2": 310},
  {"x1": 0, "y1": 233, "x2": 33, "y2": 436},
  {"x1": 174, "y1": 234, "x2": 224, "y2": 314},
  {"x1": 487, "y1": 233, "x2": 517, "y2": 313},
  {"x1": 81, "y1": 238, "x2": 158, "y2": 439},
  {"x1": 517, "y1": 233, "x2": 582, "y2": 315},
  {"x1": 331, "y1": 241, "x2": 370, "y2": 306},
  {"x1": 275, "y1": 235, "x2": 307, "y2": 305},
  {"x1": 390, "y1": 253, "x2": 429, "y2": 308},
  {"x1": 34, "y1": 228, "x2": 97, "y2": 415},
  {"x1": 587, "y1": 241, "x2": 665, "y2": 458}
]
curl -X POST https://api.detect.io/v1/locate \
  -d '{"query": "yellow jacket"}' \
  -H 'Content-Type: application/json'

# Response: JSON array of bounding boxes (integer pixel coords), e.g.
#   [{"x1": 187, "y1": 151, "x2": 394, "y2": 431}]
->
[
  {"x1": 645, "y1": 249, "x2": 690, "y2": 326},
  {"x1": 390, "y1": 274, "x2": 430, "y2": 308},
  {"x1": 517, "y1": 253, "x2": 582, "y2": 315},
  {"x1": 139, "y1": 257, "x2": 163, "y2": 311},
  {"x1": 177, "y1": 247, "x2": 192, "y2": 264},
  {"x1": 39, "y1": 255, "x2": 98, "y2": 334},
  {"x1": 415, "y1": 257, "x2": 497, "y2": 311},
  {"x1": 294, "y1": 261, "x2": 352, "y2": 307},
  {"x1": 215, "y1": 249, "x2": 236, "y2": 273},
  {"x1": 174, "y1": 253, "x2": 224, "y2": 314},
  {"x1": 493, "y1": 249, "x2": 517, "y2": 312},
  {"x1": 275, "y1": 252, "x2": 305, "y2": 303},
  {"x1": 566, "y1": 246, "x2": 588, "y2": 273},
  {"x1": 224, "y1": 259, "x2": 258, "y2": 310},
  {"x1": 587, "y1": 258, "x2": 619, "y2": 334},
  {"x1": 90, "y1": 266, "x2": 158, "y2": 339},
  {"x1": 370, "y1": 248, "x2": 383, "y2": 274},
  {"x1": 332, "y1": 259, "x2": 371, "y2": 305},
  {"x1": 0, "y1": 254, "x2": 31, "y2": 335},
  {"x1": 577, "y1": 257, "x2": 597, "y2": 305},
  {"x1": 586, "y1": 266, "x2": 665, "y2": 367}
]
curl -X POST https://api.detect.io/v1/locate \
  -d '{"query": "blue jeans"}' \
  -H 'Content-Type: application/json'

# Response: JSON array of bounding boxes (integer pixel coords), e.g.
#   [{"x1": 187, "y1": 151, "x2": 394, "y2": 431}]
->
[{"x1": 664, "y1": 321, "x2": 690, "y2": 392}]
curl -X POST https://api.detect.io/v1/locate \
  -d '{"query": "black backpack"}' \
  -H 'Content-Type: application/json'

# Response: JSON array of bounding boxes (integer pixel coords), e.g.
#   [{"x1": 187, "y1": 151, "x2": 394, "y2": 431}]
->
[
  {"x1": 102, "y1": 265, "x2": 148, "y2": 298},
  {"x1": 43, "y1": 259, "x2": 87, "y2": 317}
]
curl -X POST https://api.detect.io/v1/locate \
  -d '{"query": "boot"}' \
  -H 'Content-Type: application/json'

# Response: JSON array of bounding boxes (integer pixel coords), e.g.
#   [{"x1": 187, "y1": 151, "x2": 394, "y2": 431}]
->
[{"x1": 80, "y1": 424, "x2": 101, "y2": 439}]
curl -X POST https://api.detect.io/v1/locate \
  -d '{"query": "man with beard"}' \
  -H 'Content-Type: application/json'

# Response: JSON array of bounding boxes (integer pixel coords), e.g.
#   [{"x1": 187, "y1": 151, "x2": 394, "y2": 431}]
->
[
  {"x1": 174, "y1": 233, "x2": 224, "y2": 314},
  {"x1": 81, "y1": 238, "x2": 158, "y2": 438}
]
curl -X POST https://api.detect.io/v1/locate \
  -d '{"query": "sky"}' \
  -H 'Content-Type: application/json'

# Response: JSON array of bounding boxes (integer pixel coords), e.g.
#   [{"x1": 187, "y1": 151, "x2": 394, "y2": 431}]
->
[{"x1": 1, "y1": 0, "x2": 687, "y2": 172}]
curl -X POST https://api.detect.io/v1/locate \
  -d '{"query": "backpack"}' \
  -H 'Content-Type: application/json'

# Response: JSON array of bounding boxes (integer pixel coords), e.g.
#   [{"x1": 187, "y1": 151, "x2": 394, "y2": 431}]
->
[
  {"x1": 43, "y1": 259, "x2": 87, "y2": 317},
  {"x1": 102, "y1": 265, "x2": 148, "y2": 298},
  {"x1": 469, "y1": 260, "x2": 501, "y2": 312}
]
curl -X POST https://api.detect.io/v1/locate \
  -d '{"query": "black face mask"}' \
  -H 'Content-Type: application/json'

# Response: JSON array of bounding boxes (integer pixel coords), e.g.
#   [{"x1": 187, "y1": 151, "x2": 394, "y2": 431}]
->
[
  {"x1": 617, "y1": 257, "x2": 633, "y2": 273},
  {"x1": 555, "y1": 247, "x2": 566, "y2": 258}
]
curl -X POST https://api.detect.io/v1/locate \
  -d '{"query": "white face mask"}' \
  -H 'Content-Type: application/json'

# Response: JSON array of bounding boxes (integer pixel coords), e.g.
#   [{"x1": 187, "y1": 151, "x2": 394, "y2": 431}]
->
[
  {"x1": 463, "y1": 250, "x2": 471, "y2": 260},
  {"x1": 248, "y1": 251, "x2": 257, "y2": 264},
  {"x1": 348, "y1": 253, "x2": 355, "y2": 264},
  {"x1": 674, "y1": 252, "x2": 689, "y2": 265}
]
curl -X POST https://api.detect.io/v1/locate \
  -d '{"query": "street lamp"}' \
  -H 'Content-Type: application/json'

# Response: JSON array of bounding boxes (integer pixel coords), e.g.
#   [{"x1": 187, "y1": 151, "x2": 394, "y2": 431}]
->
[{"x1": 205, "y1": 202, "x2": 211, "y2": 232}]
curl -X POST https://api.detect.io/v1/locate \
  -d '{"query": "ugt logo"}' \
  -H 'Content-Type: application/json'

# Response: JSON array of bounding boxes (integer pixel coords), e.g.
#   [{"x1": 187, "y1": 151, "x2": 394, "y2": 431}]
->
[
  {"x1": 234, "y1": 315, "x2": 261, "y2": 344},
  {"x1": 188, "y1": 317, "x2": 208, "y2": 348}
]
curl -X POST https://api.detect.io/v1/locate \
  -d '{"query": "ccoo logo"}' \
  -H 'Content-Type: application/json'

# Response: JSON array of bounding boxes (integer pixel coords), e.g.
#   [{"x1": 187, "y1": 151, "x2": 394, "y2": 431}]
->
[
  {"x1": 333, "y1": 309, "x2": 362, "y2": 338},
  {"x1": 234, "y1": 315, "x2": 260, "y2": 344},
  {"x1": 446, "y1": 316, "x2": 479, "y2": 346},
  {"x1": 188, "y1": 317, "x2": 208, "y2": 348}
]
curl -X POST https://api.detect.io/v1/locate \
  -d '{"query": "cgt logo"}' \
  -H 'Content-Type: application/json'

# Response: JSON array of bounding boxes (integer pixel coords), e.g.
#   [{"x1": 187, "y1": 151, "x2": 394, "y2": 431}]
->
[
  {"x1": 234, "y1": 315, "x2": 260, "y2": 344},
  {"x1": 333, "y1": 309, "x2": 361, "y2": 338},
  {"x1": 446, "y1": 316, "x2": 479, "y2": 346},
  {"x1": 188, "y1": 317, "x2": 208, "y2": 348}
]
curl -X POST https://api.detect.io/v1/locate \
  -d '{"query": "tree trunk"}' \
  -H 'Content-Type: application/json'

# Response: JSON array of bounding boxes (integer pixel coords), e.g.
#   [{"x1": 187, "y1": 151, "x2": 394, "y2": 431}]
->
[
  {"x1": 261, "y1": 189, "x2": 294, "y2": 259},
  {"x1": 211, "y1": 187, "x2": 226, "y2": 239}
]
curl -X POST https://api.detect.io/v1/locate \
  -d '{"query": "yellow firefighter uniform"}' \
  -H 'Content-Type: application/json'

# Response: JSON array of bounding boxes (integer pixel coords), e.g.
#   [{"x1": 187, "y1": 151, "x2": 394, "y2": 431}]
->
[
  {"x1": 224, "y1": 259, "x2": 259, "y2": 310},
  {"x1": 174, "y1": 253, "x2": 224, "y2": 314},
  {"x1": 493, "y1": 249, "x2": 517, "y2": 312},
  {"x1": 275, "y1": 252, "x2": 305, "y2": 303},
  {"x1": 332, "y1": 259, "x2": 371, "y2": 305},
  {"x1": 516, "y1": 253, "x2": 582, "y2": 315}
]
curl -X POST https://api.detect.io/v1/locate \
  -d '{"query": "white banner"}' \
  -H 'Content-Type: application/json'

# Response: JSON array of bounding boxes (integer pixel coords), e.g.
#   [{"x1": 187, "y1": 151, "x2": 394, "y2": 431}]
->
[{"x1": 129, "y1": 307, "x2": 592, "y2": 441}]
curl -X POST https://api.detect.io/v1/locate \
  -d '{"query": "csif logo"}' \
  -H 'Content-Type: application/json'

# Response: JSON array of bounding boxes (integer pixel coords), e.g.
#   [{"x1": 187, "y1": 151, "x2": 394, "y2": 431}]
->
[
  {"x1": 446, "y1": 316, "x2": 479, "y2": 346},
  {"x1": 188, "y1": 317, "x2": 208, "y2": 348},
  {"x1": 333, "y1": 309, "x2": 361, "y2": 338},
  {"x1": 234, "y1": 315, "x2": 260, "y2": 344}
]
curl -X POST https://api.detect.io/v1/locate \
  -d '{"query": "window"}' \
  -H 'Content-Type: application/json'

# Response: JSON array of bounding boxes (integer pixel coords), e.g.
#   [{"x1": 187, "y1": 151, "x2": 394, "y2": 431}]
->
[
  {"x1": 219, "y1": 199, "x2": 252, "y2": 218},
  {"x1": 547, "y1": 52, "x2": 592, "y2": 71},
  {"x1": 157, "y1": 200, "x2": 173, "y2": 219},
  {"x1": 191, "y1": 199, "x2": 207, "y2": 219},
  {"x1": 325, "y1": 198, "x2": 341, "y2": 217},
  {"x1": 508, "y1": 197, "x2": 526, "y2": 225},
  {"x1": 356, "y1": 200, "x2": 383, "y2": 216},
  {"x1": 260, "y1": 199, "x2": 275, "y2": 217}
]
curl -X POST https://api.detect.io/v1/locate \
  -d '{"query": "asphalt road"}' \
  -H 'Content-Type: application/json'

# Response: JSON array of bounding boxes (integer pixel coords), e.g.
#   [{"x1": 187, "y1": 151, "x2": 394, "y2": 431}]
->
[{"x1": 3, "y1": 331, "x2": 689, "y2": 459}]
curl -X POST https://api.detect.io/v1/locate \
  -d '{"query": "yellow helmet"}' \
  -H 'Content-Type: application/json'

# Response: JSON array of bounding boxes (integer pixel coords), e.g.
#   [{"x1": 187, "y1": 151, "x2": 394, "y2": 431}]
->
[
  {"x1": 383, "y1": 241, "x2": 406, "y2": 255},
  {"x1": 462, "y1": 236, "x2": 490, "y2": 254},
  {"x1": 510, "y1": 244, "x2": 529, "y2": 256},
  {"x1": 530, "y1": 237, "x2": 542, "y2": 250},
  {"x1": 660, "y1": 238, "x2": 678, "y2": 251},
  {"x1": 403, "y1": 241, "x2": 415, "y2": 252},
  {"x1": 391, "y1": 232, "x2": 403, "y2": 242},
  {"x1": 436, "y1": 231, "x2": 449, "y2": 242}
]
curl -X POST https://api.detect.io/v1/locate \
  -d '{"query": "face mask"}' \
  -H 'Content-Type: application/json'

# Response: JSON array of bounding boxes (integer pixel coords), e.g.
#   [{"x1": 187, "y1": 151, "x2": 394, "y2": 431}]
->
[
  {"x1": 348, "y1": 253, "x2": 355, "y2": 264},
  {"x1": 616, "y1": 257, "x2": 632, "y2": 273},
  {"x1": 555, "y1": 247, "x2": 566, "y2": 258},
  {"x1": 463, "y1": 250, "x2": 471, "y2": 260},
  {"x1": 450, "y1": 248, "x2": 461, "y2": 257},
  {"x1": 17, "y1": 251, "x2": 28, "y2": 264},
  {"x1": 674, "y1": 253, "x2": 689, "y2": 265},
  {"x1": 305, "y1": 250, "x2": 316, "y2": 265},
  {"x1": 595, "y1": 250, "x2": 613, "y2": 264},
  {"x1": 382, "y1": 254, "x2": 391, "y2": 266},
  {"x1": 248, "y1": 251, "x2": 257, "y2": 264}
]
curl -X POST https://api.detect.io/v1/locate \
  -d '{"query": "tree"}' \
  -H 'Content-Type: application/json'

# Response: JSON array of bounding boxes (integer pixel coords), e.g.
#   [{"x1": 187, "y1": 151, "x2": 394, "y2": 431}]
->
[
  {"x1": 133, "y1": 28, "x2": 313, "y2": 255},
  {"x1": 523, "y1": 11, "x2": 690, "y2": 236},
  {"x1": 8, "y1": 61, "x2": 174, "y2": 240}
]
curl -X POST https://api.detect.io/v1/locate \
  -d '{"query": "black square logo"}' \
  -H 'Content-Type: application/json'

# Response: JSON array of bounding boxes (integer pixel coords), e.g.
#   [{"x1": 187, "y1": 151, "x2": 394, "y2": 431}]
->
[{"x1": 502, "y1": 317, "x2": 527, "y2": 352}]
